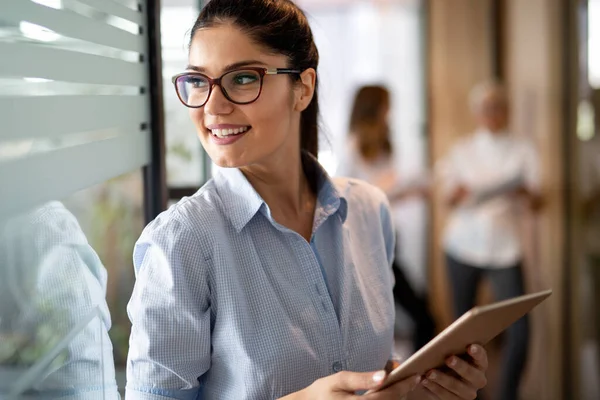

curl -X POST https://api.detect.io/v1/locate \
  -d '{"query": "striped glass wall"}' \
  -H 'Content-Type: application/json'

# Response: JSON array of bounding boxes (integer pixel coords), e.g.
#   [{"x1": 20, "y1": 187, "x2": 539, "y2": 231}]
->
[{"x1": 0, "y1": 1, "x2": 153, "y2": 397}]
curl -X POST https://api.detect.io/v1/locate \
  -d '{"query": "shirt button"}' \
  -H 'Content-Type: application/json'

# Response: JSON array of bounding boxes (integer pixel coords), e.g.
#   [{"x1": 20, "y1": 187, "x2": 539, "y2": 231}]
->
[{"x1": 332, "y1": 361, "x2": 343, "y2": 372}]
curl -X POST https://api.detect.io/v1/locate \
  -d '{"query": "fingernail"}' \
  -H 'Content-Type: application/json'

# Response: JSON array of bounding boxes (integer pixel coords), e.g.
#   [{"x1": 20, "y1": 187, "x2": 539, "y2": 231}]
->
[
  {"x1": 449, "y1": 357, "x2": 457, "y2": 367},
  {"x1": 428, "y1": 371, "x2": 437, "y2": 380},
  {"x1": 372, "y1": 370, "x2": 386, "y2": 383},
  {"x1": 415, "y1": 375, "x2": 422, "y2": 385},
  {"x1": 470, "y1": 345, "x2": 478, "y2": 354},
  {"x1": 422, "y1": 379, "x2": 430, "y2": 386}
]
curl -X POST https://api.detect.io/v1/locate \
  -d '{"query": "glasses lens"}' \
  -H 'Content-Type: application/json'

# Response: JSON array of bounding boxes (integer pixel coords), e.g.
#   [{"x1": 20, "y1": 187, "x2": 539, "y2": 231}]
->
[
  {"x1": 176, "y1": 74, "x2": 210, "y2": 107},
  {"x1": 222, "y1": 69, "x2": 262, "y2": 104}
]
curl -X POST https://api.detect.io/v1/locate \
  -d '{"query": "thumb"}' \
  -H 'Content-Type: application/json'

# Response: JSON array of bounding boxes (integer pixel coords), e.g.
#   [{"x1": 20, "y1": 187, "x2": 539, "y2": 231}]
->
[{"x1": 332, "y1": 370, "x2": 387, "y2": 392}]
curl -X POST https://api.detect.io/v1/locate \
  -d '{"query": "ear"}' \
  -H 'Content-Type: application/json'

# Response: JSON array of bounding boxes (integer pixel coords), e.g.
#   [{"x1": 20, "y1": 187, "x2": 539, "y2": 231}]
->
[{"x1": 293, "y1": 68, "x2": 316, "y2": 112}]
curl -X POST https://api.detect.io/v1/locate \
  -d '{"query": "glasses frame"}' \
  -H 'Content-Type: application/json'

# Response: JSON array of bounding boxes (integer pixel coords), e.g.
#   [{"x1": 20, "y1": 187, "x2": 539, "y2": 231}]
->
[{"x1": 171, "y1": 67, "x2": 302, "y2": 108}]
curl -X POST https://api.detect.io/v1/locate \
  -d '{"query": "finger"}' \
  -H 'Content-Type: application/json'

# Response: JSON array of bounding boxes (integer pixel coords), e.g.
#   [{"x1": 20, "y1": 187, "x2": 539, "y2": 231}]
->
[
  {"x1": 446, "y1": 356, "x2": 488, "y2": 390},
  {"x1": 425, "y1": 370, "x2": 478, "y2": 400},
  {"x1": 411, "y1": 385, "x2": 439, "y2": 400},
  {"x1": 467, "y1": 344, "x2": 488, "y2": 370},
  {"x1": 422, "y1": 378, "x2": 462, "y2": 400},
  {"x1": 333, "y1": 370, "x2": 387, "y2": 392},
  {"x1": 371, "y1": 375, "x2": 422, "y2": 398}
]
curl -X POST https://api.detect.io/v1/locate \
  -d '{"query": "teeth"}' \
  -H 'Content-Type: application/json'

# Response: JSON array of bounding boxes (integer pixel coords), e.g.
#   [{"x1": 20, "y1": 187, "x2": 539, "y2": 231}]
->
[{"x1": 211, "y1": 127, "x2": 249, "y2": 138}]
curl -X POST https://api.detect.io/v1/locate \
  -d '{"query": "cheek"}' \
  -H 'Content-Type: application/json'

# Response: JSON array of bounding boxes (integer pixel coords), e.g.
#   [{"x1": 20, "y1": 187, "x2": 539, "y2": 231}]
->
[
  {"x1": 250, "y1": 91, "x2": 295, "y2": 134},
  {"x1": 189, "y1": 108, "x2": 203, "y2": 127}
]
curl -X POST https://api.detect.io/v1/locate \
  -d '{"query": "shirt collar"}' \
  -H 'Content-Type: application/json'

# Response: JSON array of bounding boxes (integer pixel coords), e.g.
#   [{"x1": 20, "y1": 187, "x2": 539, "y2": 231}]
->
[
  {"x1": 475, "y1": 128, "x2": 510, "y2": 142},
  {"x1": 214, "y1": 151, "x2": 348, "y2": 233}
]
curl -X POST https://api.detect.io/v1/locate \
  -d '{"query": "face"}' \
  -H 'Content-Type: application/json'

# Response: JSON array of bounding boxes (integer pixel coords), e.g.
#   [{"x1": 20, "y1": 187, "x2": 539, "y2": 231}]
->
[
  {"x1": 476, "y1": 92, "x2": 509, "y2": 133},
  {"x1": 186, "y1": 23, "x2": 315, "y2": 168}
]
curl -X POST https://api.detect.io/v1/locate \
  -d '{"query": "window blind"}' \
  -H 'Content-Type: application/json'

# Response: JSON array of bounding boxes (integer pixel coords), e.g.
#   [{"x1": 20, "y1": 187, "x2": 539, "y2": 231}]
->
[{"x1": 0, "y1": 0, "x2": 151, "y2": 222}]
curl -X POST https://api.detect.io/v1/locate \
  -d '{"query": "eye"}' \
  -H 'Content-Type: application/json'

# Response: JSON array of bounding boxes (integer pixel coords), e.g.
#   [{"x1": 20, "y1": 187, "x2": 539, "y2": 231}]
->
[
  {"x1": 187, "y1": 76, "x2": 208, "y2": 89},
  {"x1": 232, "y1": 73, "x2": 259, "y2": 85}
]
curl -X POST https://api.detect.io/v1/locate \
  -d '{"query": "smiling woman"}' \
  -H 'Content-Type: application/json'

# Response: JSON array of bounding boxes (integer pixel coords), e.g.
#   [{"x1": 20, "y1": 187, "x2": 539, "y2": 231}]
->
[{"x1": 124, "y1": 1, "x2": 489, "y2": 400}]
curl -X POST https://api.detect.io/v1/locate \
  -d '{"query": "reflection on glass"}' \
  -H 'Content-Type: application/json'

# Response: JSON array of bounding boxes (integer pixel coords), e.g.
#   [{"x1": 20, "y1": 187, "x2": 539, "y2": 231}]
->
[
  {"x1": 0, "y1": 202, "x2": 119, "y2": 399},
  {"x1": 64, "y1": 171, "x2": 144, "y2": 369}
]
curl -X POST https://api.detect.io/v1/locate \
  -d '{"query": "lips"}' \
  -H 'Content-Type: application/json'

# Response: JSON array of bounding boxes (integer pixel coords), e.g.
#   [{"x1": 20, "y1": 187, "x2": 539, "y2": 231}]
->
[{"x1": 205, "y1": 124, "x2": 251, "y2": 146}]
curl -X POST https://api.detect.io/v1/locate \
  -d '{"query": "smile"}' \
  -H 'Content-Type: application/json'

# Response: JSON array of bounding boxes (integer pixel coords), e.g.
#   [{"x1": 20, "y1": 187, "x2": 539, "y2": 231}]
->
[{"x1": 209, "y1": 126, "x2": 251, "y2": 138}]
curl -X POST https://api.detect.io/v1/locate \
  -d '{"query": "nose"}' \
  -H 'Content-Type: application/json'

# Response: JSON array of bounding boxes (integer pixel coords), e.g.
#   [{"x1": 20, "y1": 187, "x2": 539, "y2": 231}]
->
[{"x1": 204, "y1": 84, "x2": 234, "y2": 116}]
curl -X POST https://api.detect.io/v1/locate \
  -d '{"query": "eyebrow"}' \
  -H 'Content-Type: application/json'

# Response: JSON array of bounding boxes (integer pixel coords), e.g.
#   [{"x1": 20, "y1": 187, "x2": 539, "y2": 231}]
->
[{"x1": 186, "y1": 60, "x2": 268, "y2": 73}]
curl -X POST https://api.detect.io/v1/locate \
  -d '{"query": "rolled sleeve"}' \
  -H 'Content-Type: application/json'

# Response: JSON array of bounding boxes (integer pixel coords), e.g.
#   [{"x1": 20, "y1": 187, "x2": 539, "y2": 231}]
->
[
  {"x1": 125, "y1": 387, "x2": 201, "y2": 400},
  {"x1": 126, "y1": 212, "x2": 211, "y2": 399}
]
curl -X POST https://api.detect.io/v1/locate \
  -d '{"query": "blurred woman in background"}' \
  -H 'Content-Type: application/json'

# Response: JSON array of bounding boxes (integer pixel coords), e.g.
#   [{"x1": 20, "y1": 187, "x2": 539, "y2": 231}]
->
[{"x1": 337, "y1": 85, "x2": 436, "y2": 353}]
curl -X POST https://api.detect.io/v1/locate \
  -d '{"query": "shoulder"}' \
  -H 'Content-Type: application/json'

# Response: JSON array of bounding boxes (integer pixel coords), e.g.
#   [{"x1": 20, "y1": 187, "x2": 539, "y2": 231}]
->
[
  {"x1": 453, "y1": 134, "x2": 476, "y2": 152},
  {"x1": 332, "y1": 177, "x2": 395, "y2": 263},
  {"x1": 3, "y1": 201, "x2": 90, "y2": 257},
  {"x1": 508, "y1": 135, "x2": 538, "y2": 160},
  {"x1": 134, "y1": 179, "x2": 227, "y2": 264},
  {"x1": 439, "y1": 135, "x2": 474, "y2": 164}
]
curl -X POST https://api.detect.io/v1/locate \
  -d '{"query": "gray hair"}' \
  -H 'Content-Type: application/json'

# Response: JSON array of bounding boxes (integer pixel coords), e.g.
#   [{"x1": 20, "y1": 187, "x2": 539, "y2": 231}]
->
[{"x1": 469, "y1": 80, "x2": 508, "y2": 114}]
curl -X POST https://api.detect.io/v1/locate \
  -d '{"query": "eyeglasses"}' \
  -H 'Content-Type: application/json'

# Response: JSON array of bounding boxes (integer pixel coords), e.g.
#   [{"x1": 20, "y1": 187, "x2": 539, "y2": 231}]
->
[{"x1": 171, "y1": 67, "x2": 302, "y2": 108}]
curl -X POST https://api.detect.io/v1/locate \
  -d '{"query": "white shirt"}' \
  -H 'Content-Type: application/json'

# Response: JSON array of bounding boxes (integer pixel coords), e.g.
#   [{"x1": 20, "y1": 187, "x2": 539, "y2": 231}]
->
[{"x1": 437, "y1": 129, "x2": 541, "y2": 268}]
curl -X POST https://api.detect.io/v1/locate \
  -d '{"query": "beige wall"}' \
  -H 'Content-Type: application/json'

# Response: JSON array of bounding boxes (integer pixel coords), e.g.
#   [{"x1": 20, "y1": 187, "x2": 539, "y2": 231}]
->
[
  {"x1": 503, "y1": 0, "x2": 567, "y2": 398},
  {"x1": 427, "y1": 0, "x2": 495, "y2": 328}
]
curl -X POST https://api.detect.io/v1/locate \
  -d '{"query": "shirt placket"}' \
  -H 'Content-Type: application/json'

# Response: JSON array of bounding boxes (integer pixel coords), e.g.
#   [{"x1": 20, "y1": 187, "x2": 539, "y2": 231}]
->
[{"x1": 300, "y1": 235, "x2": 345, "y2": 374}]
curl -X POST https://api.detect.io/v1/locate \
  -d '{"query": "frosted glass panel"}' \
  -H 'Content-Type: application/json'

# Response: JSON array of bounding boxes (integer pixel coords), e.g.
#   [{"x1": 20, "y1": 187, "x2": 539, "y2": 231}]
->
[{"x1": 0, "y1": 0, "x2": 151, "y2": 397}]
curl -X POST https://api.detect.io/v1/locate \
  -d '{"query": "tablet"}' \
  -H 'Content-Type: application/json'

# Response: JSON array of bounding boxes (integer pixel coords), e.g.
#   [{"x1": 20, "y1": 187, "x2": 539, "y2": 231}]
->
[{"x1": 371, "y1": 289, "x2": 552, "y2": 393}]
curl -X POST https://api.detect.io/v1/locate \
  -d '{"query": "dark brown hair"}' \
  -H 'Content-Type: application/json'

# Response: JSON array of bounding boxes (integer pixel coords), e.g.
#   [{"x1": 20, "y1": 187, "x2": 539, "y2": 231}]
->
[
  {"x1": 190, "y1": 0, "x2": 320, "y2": 157},
  {"x1": 349, "y1": 85, "x2": 392, "y2": 160}
]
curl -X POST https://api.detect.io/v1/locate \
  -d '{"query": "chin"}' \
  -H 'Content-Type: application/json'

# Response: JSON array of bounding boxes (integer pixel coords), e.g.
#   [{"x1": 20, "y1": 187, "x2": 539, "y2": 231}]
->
[
  {"x1": 212, "y1": 157, "x2": 244, "y2": 169},
  {"x1": 208, "y1": 149, "x2": 255, "y2": 169}
]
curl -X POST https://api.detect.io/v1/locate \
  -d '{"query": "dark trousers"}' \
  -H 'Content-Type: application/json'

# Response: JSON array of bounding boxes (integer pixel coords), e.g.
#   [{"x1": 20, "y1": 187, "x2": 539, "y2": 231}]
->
[
  {"x1": 392, "y1": 260, "x2": 436, "y2": 352},
  {"x1": 446, "y1": 254, "x2": 530, "y2": 400}
]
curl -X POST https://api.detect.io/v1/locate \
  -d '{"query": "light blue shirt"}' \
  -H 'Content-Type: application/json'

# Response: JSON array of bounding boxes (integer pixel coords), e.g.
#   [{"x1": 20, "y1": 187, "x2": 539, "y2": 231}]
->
[{"x1": 126, "y1": 154, "x2": 396, "y2": 400}]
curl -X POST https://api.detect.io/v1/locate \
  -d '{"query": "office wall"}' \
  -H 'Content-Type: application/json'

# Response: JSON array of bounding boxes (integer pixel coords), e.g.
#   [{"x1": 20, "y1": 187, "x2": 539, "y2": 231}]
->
[
  {"x1": 427, "y1": 0, "x2": 494, "y2": 327},
  {"x1": 503, "y1": 0, "x2": 567, "y2": 398}
]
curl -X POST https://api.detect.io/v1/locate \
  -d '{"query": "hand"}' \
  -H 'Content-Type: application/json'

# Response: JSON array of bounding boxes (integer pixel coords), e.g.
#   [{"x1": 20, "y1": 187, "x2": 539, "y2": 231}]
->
[
  {"x1": 513, "y1": 186, "x2": 543, "y2": 211},
  {"x1": 413, "y1": 185, "x2": 432, "y2": 199},
  {"x1": 448, "y1": 185, "x2": 470, "y2": 207},
  {"x1": 371, "y1": 374, "x2": 423, "y2": 399},
  {"x1": 412, "y1": 344, "x2": 488, "y2": 400},
  {"x1": 280, "y1": 370, "x2": 421, "y2": 400}
]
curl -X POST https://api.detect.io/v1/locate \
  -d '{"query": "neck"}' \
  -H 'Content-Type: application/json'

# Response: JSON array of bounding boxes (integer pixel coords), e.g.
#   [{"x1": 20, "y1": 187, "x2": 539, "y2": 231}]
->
[
  {"x1": 240, "y1": 150, "x2": 313, "y2": 218},
  {"x1": 482, "y1": 126, "x2": 506, "y2": 135}
]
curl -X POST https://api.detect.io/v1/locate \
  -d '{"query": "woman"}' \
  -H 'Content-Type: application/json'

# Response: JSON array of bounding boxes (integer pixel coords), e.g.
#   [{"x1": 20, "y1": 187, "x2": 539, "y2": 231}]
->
[
  {"x1": 438, "y1": 81, "x2": 541, "y2": 400},
  {"x1": 126, "y1": 1, "x2": 488, "y2": 399},
  {"x1": 338, "y1": 85, "x2": 436, "y2": 353}
]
